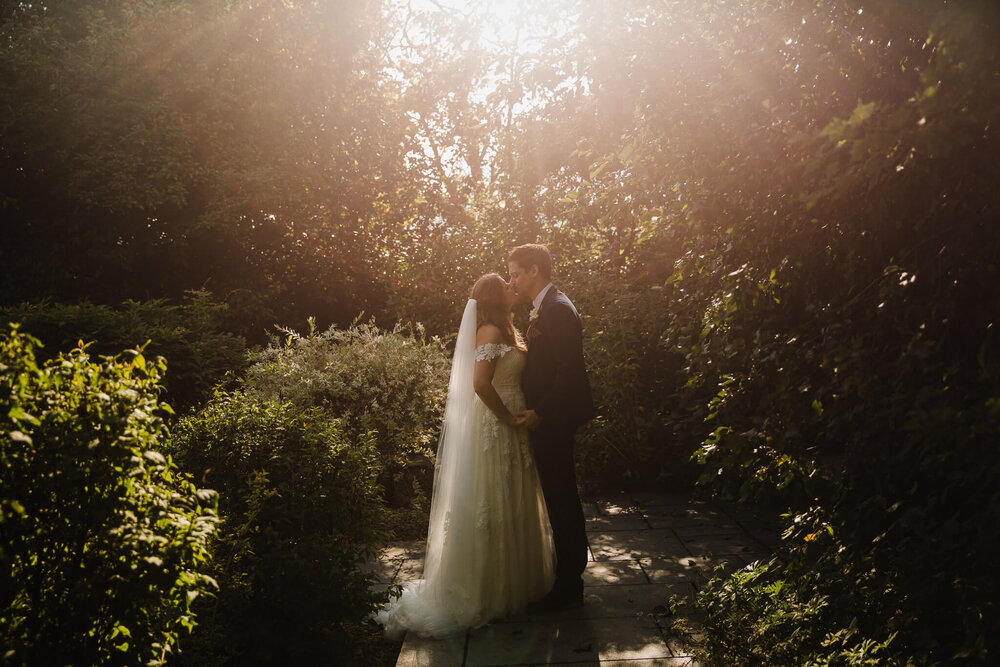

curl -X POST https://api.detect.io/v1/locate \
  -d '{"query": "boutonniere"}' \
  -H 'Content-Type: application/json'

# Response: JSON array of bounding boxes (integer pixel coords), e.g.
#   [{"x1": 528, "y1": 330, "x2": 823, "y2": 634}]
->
[{"x1": 529, "y1": 306, "x2": 540, "y2": 323}]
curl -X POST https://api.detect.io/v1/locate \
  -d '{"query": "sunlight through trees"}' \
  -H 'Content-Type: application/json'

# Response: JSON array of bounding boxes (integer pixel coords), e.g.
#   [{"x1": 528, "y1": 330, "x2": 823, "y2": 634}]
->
[{"x1": 2, "y1": 0, "x2": 998, "y2": 663}]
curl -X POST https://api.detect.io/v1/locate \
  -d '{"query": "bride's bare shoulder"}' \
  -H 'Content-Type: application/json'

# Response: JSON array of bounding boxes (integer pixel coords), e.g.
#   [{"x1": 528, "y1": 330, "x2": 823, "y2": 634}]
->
[{"x1": 475, "y1": 323, "x2": 503, "y2": 346}]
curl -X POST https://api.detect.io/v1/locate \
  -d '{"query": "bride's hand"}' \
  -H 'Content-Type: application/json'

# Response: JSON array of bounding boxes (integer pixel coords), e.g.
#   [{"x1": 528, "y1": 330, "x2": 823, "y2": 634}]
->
[
  {"x1": 508, "y1": 412, "x2": 528, "y2": 427},
  {"x1": 520, "y1": 409, "x2": 541, "y2": 431}
]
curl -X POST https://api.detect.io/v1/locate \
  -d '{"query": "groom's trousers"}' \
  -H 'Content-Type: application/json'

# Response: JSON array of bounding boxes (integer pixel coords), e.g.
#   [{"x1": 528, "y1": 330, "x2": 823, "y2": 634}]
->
[{"x1": 530, "y1": 422, "x2": 588, "y2": 597}]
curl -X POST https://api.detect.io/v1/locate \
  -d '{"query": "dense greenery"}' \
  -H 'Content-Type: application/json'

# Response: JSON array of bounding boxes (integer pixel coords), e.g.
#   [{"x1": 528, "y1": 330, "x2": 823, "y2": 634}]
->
[
  {"x1": 0, "y1": 0, "x2": 399, "y2": 334},
  {"x1": 166, "y1": 391, "x2": 391, "y2": 665},
  {"x1": 241, "y1": 319, "x2": 450, "y2": 506},
  {"x1": 0, "y1": 291, "x2": 247, "y2": 410},
  {"x1": 680, "y1": 560, "x2": 897, "y2": 665},
  {"x1": 170, "y1": 393, "x2": 387, "y2": 665},
  {"x1": 2, "y1": 0, "x2": 997, "y2": 662},
  {"x1": 0, "y1": 327, "x2": 218, "y2": 666},
  {"x1": 644, "y1": 3, "x2": 1000, "y2": 663}
]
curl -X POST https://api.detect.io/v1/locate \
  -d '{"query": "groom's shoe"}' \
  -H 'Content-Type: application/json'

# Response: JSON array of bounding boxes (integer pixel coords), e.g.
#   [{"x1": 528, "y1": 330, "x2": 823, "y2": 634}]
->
[{"x1": 527, "y1": 589, "x2": 585, "y2": 613}]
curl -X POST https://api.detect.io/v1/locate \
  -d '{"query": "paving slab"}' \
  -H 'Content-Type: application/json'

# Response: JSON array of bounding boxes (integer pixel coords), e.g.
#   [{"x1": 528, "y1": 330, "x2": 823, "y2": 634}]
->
[
  {"x1": 669, "y1": 522, "x2": 744, "y2": 538},
  {"x1": 589, "y1": 529, "x2": 690, "y2": 561},
  {"x1": 382, "y1": 539, "x2": 427, "y2": 561},
  {"x1": 640, "y1": 556, "x2": 746, "y2": 586},
  {"x1": 466, "y1": 618, "x2": 600, "y2": 665},
  {"x1": 629, "y1": 492, "x2": 695, "y2": 507},
  {"x1": 465, "y1": 615, "x2": 681, "y2": 666},
  {"x1": 596, "y1": 498, "x2": 644, "y2": 516},
  {"x1": 586, "y1": 514, "x2": 653, "y2": 532},
  {"x1": 397, "y1": 632, "x2": 466, "y2": 667},
  {"x1": 584, "y1": 560, "x2": 648, "y2": 587},
  {"x1": 595, "y1": 616, "x2": 675, "y2": 662},
  {"x1": 579, "y1": 583, "x2": 683, "y2": 619},
  {"x1": 395, "y1": 559, "x2": 424, "y2": 583},
  {"x1": 642, "y1": 506, "x2": 729, "y2": 530},
  {"x1": 679, "y1": 533, "x2": 762, "y2": 557}
]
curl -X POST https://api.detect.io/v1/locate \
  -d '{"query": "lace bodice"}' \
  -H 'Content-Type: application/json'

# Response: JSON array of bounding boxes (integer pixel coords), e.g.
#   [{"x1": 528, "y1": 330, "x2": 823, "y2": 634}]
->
[{"x1": 474, "y1": 343, "x2": 525, "y2": 390}]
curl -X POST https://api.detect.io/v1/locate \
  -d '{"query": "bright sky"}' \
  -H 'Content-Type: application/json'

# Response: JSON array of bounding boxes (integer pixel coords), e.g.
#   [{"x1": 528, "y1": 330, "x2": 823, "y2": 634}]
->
[{"x1": 392, "y1": 0, "x2": 559, "y2": 59}]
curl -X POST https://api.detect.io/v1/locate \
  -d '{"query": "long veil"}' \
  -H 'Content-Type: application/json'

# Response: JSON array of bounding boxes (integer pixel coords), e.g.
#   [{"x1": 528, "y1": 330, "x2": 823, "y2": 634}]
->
[
  {"x1": 373, "y1": 298, "x2": 553, "y2": 638},
  {"x1": 422, "y1": 298, "x2": 478, "y2": 582}
]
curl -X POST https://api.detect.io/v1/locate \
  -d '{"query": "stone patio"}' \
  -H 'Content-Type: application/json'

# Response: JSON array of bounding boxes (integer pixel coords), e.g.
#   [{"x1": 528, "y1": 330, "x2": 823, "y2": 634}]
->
[{"x1": 373, "y1": 493, "x2": 781, "y2": 666}]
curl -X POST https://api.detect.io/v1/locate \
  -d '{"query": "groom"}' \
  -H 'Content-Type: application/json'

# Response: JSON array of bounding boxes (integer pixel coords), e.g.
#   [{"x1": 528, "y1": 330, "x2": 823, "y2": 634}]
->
[{"x1": 509, "y1": 243, "x2": 595, "y2": 611}]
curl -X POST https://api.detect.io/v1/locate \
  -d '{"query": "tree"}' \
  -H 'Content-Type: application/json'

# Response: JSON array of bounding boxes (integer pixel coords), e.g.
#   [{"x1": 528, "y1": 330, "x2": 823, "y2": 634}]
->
[{"x1": 0, "y1": 0, "x2": 409, "y2": 333}]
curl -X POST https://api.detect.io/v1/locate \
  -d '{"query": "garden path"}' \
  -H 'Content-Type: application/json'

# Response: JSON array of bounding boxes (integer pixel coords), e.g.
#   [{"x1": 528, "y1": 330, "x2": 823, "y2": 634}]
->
[{"x1": 373, "y1": 492, "x2": 782, "y2": 666}]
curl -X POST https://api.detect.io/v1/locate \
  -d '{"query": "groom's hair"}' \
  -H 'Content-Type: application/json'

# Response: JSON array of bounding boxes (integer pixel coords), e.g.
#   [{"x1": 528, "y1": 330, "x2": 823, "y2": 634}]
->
[{"x1": 508, "y1": 243, "x2": 552, "y2": 280}]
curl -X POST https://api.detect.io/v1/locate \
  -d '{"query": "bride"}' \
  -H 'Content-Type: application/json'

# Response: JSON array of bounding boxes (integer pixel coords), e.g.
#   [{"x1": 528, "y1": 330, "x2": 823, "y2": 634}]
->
[{"x1": 374, "y1": 273, "x2": 555, "y2": 637}]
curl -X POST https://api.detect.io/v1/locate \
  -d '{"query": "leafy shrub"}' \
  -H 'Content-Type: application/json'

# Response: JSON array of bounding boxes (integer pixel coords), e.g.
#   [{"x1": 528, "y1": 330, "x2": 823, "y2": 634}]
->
[
  {"x1": 166, "y1": 390, "x2": 392, "y2": 665},
  {"x1": 241, "y1": 317, "x2": 450, "y2": 504},
  {"x1": 571, "y1": 280, "x2": 702, "y2": 493},
  {"x1": 0, "y1": 325, "x2": 218, "y2": 666},
  {"x1": 0, "y1": 290, "x2": 248, "y2": 410},
  {"x1": 673, "y1": 560, "x2": 897, "y2": 666}
]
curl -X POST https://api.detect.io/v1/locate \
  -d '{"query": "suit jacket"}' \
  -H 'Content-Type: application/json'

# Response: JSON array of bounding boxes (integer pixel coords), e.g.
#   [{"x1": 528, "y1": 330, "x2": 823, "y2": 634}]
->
[{"x1": 523, "y1": 287, "x2": 596, "y2": 429}]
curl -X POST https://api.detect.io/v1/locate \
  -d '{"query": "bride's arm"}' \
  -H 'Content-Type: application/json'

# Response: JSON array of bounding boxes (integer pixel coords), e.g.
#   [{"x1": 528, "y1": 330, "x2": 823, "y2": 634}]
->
[{"x1": 473, "y1": 325, "x2": 524, "y2": 426}]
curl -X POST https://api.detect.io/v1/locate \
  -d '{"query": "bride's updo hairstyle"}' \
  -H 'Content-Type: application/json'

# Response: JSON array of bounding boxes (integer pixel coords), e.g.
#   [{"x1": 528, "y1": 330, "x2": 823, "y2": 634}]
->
[{"x1": 471, "y1": 273, "x2": 525, "y2": 350}]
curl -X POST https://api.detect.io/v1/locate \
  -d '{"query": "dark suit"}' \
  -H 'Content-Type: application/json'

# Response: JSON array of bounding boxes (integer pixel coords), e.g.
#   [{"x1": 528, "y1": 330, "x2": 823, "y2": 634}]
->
[{"x1": 523, "y1": 286, "x2": 595, "y2": 599}]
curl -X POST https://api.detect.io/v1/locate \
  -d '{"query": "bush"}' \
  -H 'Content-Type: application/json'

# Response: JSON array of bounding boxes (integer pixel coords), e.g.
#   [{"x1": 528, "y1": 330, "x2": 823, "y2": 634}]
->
[
  {"x1": 674, "y1": 560, "x2": 897, "y2": 666},
  {"x1": 571, "y1": 278, "x2": 704, "y2": 493},
  {"x1": 166, "y1": 390, "x2": 392, "y2": 665},
  {"x1": 0, "y1": 290, "x2": 248, "y2": 410},
  {"x1": 0, "y1": 325, "x2": 218, "y2": 666},
  {"x1": 241, "y1": 317, "x2": 450, "y2": 505}
]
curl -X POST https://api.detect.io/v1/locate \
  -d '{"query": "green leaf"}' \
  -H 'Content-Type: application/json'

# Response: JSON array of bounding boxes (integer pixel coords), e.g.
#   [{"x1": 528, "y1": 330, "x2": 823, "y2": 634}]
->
[
  {"x1": 8, "y1": 407, "x2": 40, "y2": 426},
  {"x1": 8, "y1": 431, "x2": 32, "y2": 445}
]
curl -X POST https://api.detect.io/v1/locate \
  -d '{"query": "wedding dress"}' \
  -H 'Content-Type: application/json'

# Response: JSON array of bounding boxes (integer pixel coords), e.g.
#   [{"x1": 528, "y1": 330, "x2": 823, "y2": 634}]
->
[{"x1": 374, "y1": 300, "x2": 555, "y2": 638}]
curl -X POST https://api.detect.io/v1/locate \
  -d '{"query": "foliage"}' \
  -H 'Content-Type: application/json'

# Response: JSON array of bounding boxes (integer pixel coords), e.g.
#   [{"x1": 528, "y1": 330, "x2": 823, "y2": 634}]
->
[
  {"x1": 0, "y1": 291, "x2": 247, "y2": 410},
  {"x1": 0, "y1": 326, "x2": 218, "y2": 666},
  {"x1": 0, "y1": 0, "x2": 404, "y2": 332},
  {"x1": 165, "y1": 390, "x2": 392, "y2": 665},
  {"x1": 571, "y1": 279, "x2": 700, "y2": 492},
  {"x1": 673, "y1": 560, "x2": 897, "y2": 666},
  {"x1": 616, "y1": 2, "x2": 1000, "y2": 662},
  {"x1": 241, "y1": 318, "x2": 451, "y2": 505},
  {"x1": 674, "y1": 3, "x2": 999, "y2": 662}
]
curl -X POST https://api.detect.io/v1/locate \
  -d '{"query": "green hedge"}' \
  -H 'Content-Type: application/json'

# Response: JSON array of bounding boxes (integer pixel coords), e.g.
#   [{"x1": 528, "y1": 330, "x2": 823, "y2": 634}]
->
[
  {"x1": 241, "y1": 318, "x2": 450, "y2": 505},
  {"x1": 0, "y1": 326, "x2": 218, "y2": 666},
  {"x1": 0, "y1": 291, "x2": 247, "y2": 410},
  {"x1": 166, "y1": 390, "x2": 392, "y2": 665}
]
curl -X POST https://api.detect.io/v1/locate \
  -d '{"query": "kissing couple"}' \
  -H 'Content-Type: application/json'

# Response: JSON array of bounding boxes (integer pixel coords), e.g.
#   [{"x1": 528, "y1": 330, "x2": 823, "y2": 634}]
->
[{"x1": 374, "y1": 243, "x2": 596, "y2": 637}]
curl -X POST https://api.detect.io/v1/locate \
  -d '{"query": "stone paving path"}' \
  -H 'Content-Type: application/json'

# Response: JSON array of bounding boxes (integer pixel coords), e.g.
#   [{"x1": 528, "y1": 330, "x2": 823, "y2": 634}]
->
[{"x1": 373, "y1": 492, "x2": 782, "y2": 667}]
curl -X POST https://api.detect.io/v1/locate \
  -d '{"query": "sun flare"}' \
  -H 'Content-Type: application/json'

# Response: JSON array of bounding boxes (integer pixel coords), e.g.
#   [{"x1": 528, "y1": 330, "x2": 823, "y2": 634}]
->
[{"x1": 401, "y1": 0, "x2": 558, "y2": 57}]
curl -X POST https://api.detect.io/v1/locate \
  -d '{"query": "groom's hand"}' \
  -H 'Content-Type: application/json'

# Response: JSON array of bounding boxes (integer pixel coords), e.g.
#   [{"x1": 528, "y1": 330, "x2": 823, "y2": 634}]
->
[{"x1": 521, "y1": 409, "x2": 542, "y2": 431}]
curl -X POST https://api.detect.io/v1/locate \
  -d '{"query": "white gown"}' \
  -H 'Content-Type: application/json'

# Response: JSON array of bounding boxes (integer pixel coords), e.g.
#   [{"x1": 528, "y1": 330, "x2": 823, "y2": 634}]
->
[{"x1": 374, "y1": 336, "x2": 555, "y2": 638}]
